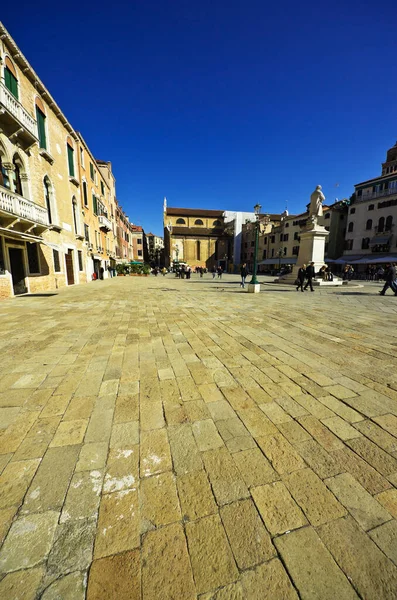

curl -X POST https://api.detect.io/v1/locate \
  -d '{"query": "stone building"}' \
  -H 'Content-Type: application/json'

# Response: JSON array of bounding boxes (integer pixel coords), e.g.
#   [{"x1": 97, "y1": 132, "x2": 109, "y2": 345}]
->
[
  {"x1": 0, "y1": 22, "x2": 87, "y2": 298},
  {"x1": 146, "y1": 232, "x2": 164, "y2": 265},
  {"x1": 115, "y1": 200, "x2": 134, "y2": 262},
  {"x1": 130, "y1": 225, "x2": 146, "y2": 262},
  {"x1": 77, "y1": 135, "x2": 115, "y2": 279},
  {"x1": 342, "y1": 140, "x2": 397, "y2": 267},
  {"x1": 164, "y1": 206, "x2": 231, "y2": 269}
]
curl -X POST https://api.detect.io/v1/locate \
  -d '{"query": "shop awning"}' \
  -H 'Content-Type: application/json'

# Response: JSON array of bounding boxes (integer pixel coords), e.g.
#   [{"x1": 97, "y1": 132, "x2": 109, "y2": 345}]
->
[{"x1": 0, "y1": 227, "x2": 44, "y2": 243}]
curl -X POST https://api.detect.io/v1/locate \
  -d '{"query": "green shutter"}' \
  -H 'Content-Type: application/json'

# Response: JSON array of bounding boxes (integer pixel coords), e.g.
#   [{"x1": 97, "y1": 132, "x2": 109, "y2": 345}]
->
[
  {"x1": 5, "y1": 68, "x2": 18, "y2": 99},
  {"x1": 67, "y1": 145, "x2": 75, "y2": 177},
  {"x1": 92, "y1": 194, "x2": 98, "y2": 215},
  {"x1": 90, "y1": 163, "x2": 94, "y2": 180},
  {"x1": 36, "y1": 108, "x2": 47, "y2": 149}
]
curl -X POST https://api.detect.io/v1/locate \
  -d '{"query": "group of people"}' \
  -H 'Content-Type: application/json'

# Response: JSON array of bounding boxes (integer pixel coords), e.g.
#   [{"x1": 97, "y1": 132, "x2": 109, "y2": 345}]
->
[
  {"x1": 211, "y1": 266, "x2": 223, "y2": 279},
  {"x1": 296, "y1": 262, "x2": 316, "y2": 292},
  {"x1": 342, "y1": 264, "x2": 355, "y2": 281}
]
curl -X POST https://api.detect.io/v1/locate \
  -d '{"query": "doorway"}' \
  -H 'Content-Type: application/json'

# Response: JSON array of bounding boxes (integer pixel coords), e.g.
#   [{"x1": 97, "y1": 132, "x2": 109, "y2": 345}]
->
[
  {"x1": 9, "y1": 247, "x2": 27, "y2": 295},
  {"x1": 65, "y1": 249, "x2": 75, "y2": 285}
]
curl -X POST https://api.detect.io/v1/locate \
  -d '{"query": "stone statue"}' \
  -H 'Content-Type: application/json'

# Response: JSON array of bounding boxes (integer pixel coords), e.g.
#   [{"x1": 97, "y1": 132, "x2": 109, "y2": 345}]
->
[{"x1": 309, "y1": 185, "x2": 325, "y2": 220}]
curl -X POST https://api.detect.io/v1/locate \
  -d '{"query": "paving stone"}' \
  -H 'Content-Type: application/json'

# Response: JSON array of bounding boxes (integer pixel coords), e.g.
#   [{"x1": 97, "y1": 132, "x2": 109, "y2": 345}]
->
[
  {"x1": 142, "y1": 523, "x2": 195, "y2": 599},
  {"x1": 275, "y1": 395, "x2": 309, "y2": 418},
  {"x1": 232, "y1": 448, "x2": 278, "y2": 487},
  {"x1": 185, "y1": 399, "x2": 211, "y2": 422},
  {"x1": 22, "y1": 445, "x2": 79, "y2": 513},
  {"x1": 0, "y1": 511, "x2": 59, "y2": 573},
  {"x1": 192, "y1": 419, "x2": 224, "y2": 451},
  {"x1": 186, "y1": 514, "x2": 238, "y2": 594},
  {"x1": 0, "y1": 453, "x2": 12, "y2": 474},
  {"x1": 275, "y1": 526, "x2": 358, "y2": 600},
  {"x1": 177, "y1": 470, "x2": 217, "y2": 521},
  {"x1": 215, "y1": 417, "x2": 251, "y2": 442},
  {"x1": 87, "y1": 550, "x2": 140, "y2": 600},
  {"x1": 251, "y1": 481, "x2": 307, "y2": 535},
  {"x1": 114, "y1": 393, "x2": 139, "y2": 423},
  {"x1": 257, "y1": 433, "x2": 306, "y2": 474},
  {"x1": 202, "y1": 447, "x2": 249, "y2": 505},
  {"x1": 318, "y1": 516, "x2": 397, "y2": 600},
  {"x1": 0, "y1": 566, "x2": 44, "y2": 600},
  {"x1": 76, "y1": 441, "x2": 109, "y2": 472},
  {"x1": 50, "y1": 418, "x2": 88, "y2": 447},
  {"x1": 11, "y1": 432, "x2": 52, "y2": 461},
  {"x1": 0, "y1": 507, "x2": 17, "y2": 544},
  {"x1": 0, "y1": 411, "x2": 41, "y2": 453},
  {"x1": 240, "y1": 559, "x2": 298, "y2": 600},
  {"x1": 85, "y1": 409, "x2": 113, "y2": 443},
  {"x1": 326, "y1": 472, "x2": 392, "y2": 530},
  {"x1": 369, "y1": 520, "x2": 397, "y2": 566},
  {"x1": 346, "y1": 437, "x2": 397, "y2": 477},
  {"x1": 199, "y1": 582, "x2": 244, "y2": 600},
  {"x1": 259, "y1": 401, "x2": 292, "y2": 424},
  {"x1": 40, "y1": 395, "x2": 71, "y2": 418},
  {"x1": 373, "y1": 414, "x2": 397, "y2": 438},
  {"x1": 354, "y1": 419, "x2": 397, "y2": 453},
  {"x1": 318, "y1": 395, "x2": 364, "y2": 423},
  {"x1": 104, "y1": 445, "x2": 139, "y2": 493},
  {"x1": 376, "y1": 488, "x2": 397, "y2": 518},
  {"x1": 27, "y1": 416, "x2": 61, "y2": 438},
  {"x1": 63, "y1": 395, "x2": 95, "y2": 420},
  {"x1": 220, "y1": 499, "x2": 276, "y2": 568},
  {"x1": 207, "y1": 400, "x2": 236, "y2": 421},
  {"x1": 293, "y1": 394, "x2": 334, "y2": 419},
  {"x1": 324, "y1": 385, "x2": 358, "y2": 400},
  {"x1": 277, "y1": 420, "x2": 312, "y2": 445},
  {"x1": 141, "y1": 472, "x2": 181, "y2": 527},
  {"x1": 40, "y1": 571, "x2": 86, "y2": 600},
  {"x1": 140, "y1": 428, "x2": 172, "y2": 477},
  {"x1": 95, "y1": 489, "x2": 139, "y2": 558},
  {"x1": 0, "y1": 458, "x2": 40, "y2": 509},
  {"x1": 298, "y1": 415, "x2": 344, "y2": 451},
  {"x1": 169, "y1": 423, "x2": 203, "y2": 475},
  {"x1": 321, "y1": 415, "x2": 362, "y2": 440},
  {"x1": 222, "y1": 386, "x2": 256, "y2": 410},
  {"x1": 285, "y1": 468, "x2": 347, "y2": 526},
  {"x1": 140, "y1": 401, "x2": 165, "y2": 430},
  {"x1": 60, "y1": 469, "x2": 103, "y2": 522},
  {"x1": 237, "y1": 407, "x2": 278, "y2": 438},
  {"x1": 47, "y1": 518, "x2": 96, "y2": 578},
  {"x1": 332, "y1": 446, "x2": 392, "y2": 495},
  {"x1": 110, "y1": 421, "x2": 139, "y2": 447}
]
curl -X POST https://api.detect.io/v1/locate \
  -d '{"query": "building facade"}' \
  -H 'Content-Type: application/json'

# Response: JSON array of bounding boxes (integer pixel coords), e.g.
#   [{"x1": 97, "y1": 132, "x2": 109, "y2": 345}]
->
[
  {"x1": 146, "y1": 232, "x2": 164, "y2": 266},
  {"x1": 343, "y1": 141, "x2": 397, "y2": 265},
  {"x1": 164, "y1": 206, "x2": 231, "y2": 269}
]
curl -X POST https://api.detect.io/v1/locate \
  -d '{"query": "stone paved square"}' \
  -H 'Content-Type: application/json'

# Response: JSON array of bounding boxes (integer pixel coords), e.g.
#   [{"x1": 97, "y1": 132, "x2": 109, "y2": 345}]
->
[{"x1": 1, "y1": 274, "x2": 397, "y2": 598}]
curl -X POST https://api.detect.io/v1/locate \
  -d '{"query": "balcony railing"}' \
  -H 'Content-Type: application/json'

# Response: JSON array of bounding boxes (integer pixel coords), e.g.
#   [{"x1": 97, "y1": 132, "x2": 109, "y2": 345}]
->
[
  {"x1": 98, "y1": 214, "x2": 112, "y2": 231},
  {"x1": 0, "y1": 186, "x2": 49, "y2": 226},
  {"x1": 358, "y1": 187, "x2": 397, "y2": 202},
  {"x1": 0, "y1": 82, "x2": 37, "y2": 139}
]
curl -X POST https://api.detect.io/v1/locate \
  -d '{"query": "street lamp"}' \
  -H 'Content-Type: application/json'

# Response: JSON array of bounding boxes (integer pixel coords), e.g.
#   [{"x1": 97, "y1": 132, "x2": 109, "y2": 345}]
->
[{"x1": 249, "y1": 203, "x2": 261, "y2": 285}]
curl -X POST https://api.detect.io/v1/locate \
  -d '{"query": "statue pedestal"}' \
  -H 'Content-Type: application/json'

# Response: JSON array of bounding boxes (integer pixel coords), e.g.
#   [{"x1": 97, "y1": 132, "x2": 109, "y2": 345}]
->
[
  {"x1": 278, "y1": 225, "x2": 342, "y2": 286},
  {"x1": 247, "y1": 283, "x2": 261, "y2": 293}
]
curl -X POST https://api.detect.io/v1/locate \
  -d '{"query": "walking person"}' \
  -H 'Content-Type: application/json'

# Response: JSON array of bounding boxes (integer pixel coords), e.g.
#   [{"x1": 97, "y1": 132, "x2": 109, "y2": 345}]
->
[
  {"x1": 240, "y1": 263, "x2": 248, "y2": 288},
  {"x1": 296, "y1": 264, "x2": 306, "y2": 292},
  {"x1": 304, "y1": 261, "x2": 315, "y2": 292},
  {"x1": 211, "y1": 266, "x2": 216, "y2": 279},
  {"x1": 217, "y1": 266, "x2": 223, "y2": 279},
  {"x1": 379, "y1": 263, "x2": 397, "y2": 296}
]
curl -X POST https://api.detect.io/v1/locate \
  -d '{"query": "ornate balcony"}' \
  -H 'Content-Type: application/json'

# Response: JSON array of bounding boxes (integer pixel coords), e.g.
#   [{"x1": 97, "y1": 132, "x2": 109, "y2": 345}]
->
[
  {"x1": 0, "y1": 82, "x2": 38, "y2": 150},
  {"x1": 0, "y1": 186, "x2": 49, "y2": 233},
  {"x1": 98, "y1": 214, "x2": 112, "y2": 231}
]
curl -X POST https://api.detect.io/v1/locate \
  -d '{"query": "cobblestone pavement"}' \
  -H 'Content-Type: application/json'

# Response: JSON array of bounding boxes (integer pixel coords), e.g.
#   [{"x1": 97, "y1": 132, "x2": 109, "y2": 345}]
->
[{"x1": 1, "y1": 274, "x2": 397, "y2": 599}]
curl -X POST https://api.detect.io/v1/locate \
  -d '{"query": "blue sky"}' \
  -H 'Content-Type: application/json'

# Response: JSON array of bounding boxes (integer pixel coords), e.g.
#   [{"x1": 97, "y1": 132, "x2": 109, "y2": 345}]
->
[{"x1": 3, "y1": 1, "x2": 396, "y2": 236}]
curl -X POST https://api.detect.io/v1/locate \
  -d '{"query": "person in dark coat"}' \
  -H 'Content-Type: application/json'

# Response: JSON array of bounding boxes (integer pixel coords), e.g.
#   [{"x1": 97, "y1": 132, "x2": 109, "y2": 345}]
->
[
  {"x1": 240, "y1": 263, "x2": 248, "y2": 288},
  {"x1": 304, "y1": 261, "x2": 315, "y2": 292},
  {"x1": 296, "y1": 264, "x2": 306, "y2": 292},
  {"x1": 379, "y1": 263, "x2": 397, "y2": 296}
]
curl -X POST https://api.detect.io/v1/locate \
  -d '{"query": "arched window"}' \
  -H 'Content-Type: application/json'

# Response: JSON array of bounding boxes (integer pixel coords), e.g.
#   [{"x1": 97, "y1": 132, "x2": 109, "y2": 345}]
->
[
  {"x1": 176, "y1": 218, "x2": 185, "y2": 225},
  {"x1": 378, "y1": 217, "x2": 385, "y2": 233},
  {"x1": 362, "y1": 238, "x2": 370, "y2": 249},
  {"x1": 12, "y1": 154, "x2": 23, "y2": 196},
  {"x1": 0, "y1": 143, "x2": 11, "y2": 189},
  {"x1": 66, "y1": 137, "x2": 75, "y2": 177},
  {"x1": 44, "y1": 176, "x2": 56, "y2": 225},
  {"x1": 4, "y1": 57, "x2": 18, "y2": 99},
  {"x1": 348, "y1": 222, "x2": 354, "y2": 232},
  {"x1": 72, "y1": 197, "x2": 79, "y2": 235},
  {"x1": 386, "y1": 215, "x2": 393, "y2": 231},
  {"x1": 195, "y1": 219, "x2": 204, "y2": 226},
  {"x1": 368, "y1": 204, "x2": 374, "y2": 211},
  {"x1": 366, "y1": 219, "x2": 372, "y2": 230},
  {"x1": 35, "y1": 98, "x2": 47, "y2": 150},
  {"x1": 196, "y1": 240, "x2": 201, "y2": 260},
  {"x1": 213, "y1": 220, "x2": 222, "y2": 227}
]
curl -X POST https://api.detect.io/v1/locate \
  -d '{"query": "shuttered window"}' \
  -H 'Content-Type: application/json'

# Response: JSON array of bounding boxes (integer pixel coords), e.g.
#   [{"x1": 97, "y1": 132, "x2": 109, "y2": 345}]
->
[
  {"x1": 67, "y1": 144, "x2": 75, "y2": 177},
  {"x1": 83, "y1": 181, "x2": 88, "y2": 206},
  {"x1": 27, "y1": 243, "x2": 40, "y2": 274},
  {"x1": 36, "y1": 107, "x2": 47, "y2": 149},
  {"x1": 90, "y1": 162, "x2": 94, "y2": 181},
  {"x1": 78, "y1": 250, "x2": 83, "y2": 271},
  {"x1": 4, "y1": 67, "x2": 18, "y2": 99},
  {"x1": 92, "y1": 194, "x2": 98, "y2": 215}
]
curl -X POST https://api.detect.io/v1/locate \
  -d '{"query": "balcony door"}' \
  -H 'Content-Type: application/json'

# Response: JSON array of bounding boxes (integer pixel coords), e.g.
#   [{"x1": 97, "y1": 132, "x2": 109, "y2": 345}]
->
[
  {"x1": 65, "y1": 249, "x2": 75, "y2": 285},
  {"x1": 8, "y1": 247, "x2": 27, "y2": 295}
]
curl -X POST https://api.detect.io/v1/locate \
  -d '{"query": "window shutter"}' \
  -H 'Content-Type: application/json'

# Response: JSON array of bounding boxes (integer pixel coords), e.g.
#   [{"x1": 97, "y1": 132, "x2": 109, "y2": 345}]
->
[
  {"x1": 67, "y1": 145, "x2": 75, "y2": 177},
  {"x1": 5, "y1": 68, "x2": 19, "y2": 99},
  {"x1": 92, "y1": 194, "x2": 98, "y2": 215},
  {"x1": 36, "y1": 108, "x2": 47, "y2": 149}
]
